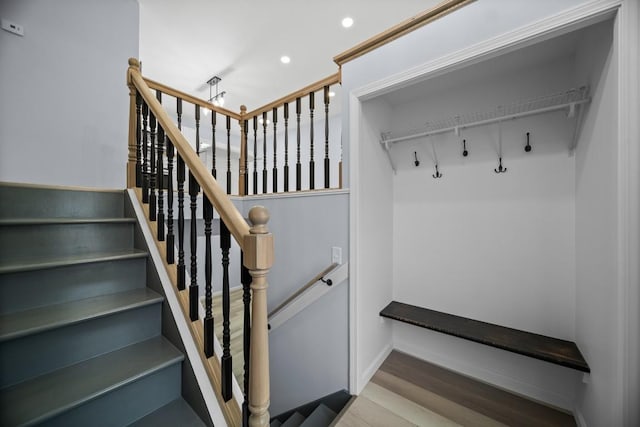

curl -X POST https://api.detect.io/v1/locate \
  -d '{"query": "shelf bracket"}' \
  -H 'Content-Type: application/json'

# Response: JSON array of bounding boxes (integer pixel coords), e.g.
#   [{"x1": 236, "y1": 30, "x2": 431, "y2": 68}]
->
[
  {"x1": 569, "y1": 103, "x2": 586, "y2": 155},
  {"x1": 380, "y1": 136, "x2": 397, "y2": 174}
]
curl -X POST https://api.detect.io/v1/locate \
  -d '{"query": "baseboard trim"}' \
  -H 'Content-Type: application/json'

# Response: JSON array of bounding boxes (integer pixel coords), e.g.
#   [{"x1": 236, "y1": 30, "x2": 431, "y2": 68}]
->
[{"x1": 358, "y1": 343, "x2": 393, "y2": 394}]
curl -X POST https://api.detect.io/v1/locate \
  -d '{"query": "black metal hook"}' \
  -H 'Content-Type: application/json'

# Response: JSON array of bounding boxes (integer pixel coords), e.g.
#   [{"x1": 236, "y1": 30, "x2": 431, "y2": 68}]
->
[
  {"x1": 320, "y1": 277, "x2": 333, "y2": 286},
  {"x1": 494, "y1": 157, "x2": 507, "y2": 173},
  {"x1": 525, "y1": 132, "x2": 532, "y2": 152},
  {"x1": 414, "y1": 151, "x2": 420, "y2": 167},
  {"x1": 462, "y1": 139, "x2": 468, "y2": 157},
  {"x1": 433, "y1": 164, "x2": 443, "y2": 179}
]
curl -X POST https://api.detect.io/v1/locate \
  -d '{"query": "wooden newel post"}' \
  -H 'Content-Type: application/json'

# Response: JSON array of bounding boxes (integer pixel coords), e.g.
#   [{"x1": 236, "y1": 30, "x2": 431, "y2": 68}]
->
[
  {"x1": 244, "y1": 206, "x2": 273, "y2": 427},
  {"x1": 127, "y1": 58, "x2": 141, "y2": 188}
]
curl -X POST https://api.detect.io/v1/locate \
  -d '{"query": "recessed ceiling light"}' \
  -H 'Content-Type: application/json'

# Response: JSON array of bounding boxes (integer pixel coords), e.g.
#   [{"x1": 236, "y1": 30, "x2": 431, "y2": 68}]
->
[
  {"x1": 280, "y1": 55, "x2": 291, "y2": 64},
  {"x1": 342, "y1": 17, "x2": 354, "y2": 28},
  {"x1": 329, "y1": 91, "x2": 336, "y2": 97}
]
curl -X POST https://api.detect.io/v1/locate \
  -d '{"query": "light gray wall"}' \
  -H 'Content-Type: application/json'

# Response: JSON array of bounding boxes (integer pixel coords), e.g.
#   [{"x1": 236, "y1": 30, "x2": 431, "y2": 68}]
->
[
  {"x1": 0, "y1": 0, "x2": 139, "y2": 189},
  {"x1": 241, "y1": 192, "x2": 349, "y2": 415}
]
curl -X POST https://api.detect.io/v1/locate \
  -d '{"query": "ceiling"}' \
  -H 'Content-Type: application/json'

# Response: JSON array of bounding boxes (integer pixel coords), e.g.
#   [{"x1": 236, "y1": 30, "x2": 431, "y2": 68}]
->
[{"x1": 138, "y1": 0, "x2": 441, "y2": 113}]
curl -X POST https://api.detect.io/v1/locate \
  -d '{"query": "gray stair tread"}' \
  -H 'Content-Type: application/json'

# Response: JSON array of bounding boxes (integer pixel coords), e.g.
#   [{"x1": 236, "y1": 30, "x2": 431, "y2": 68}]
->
[
  {"x1": 0, "y1": 288, "x2": 163, "y2": 342},
  {"x1": 0, "y1": 249, "x2": 148, "y2": 274},
  {"x1": 0, "y1": 217, "x2": 135, "y2": 225},
  {"x1": 0, "y1": 336, "x2": 183, "y2": 427},
  {"x1": 128, "y1": 398, "x2": 206, "y2": 427},
  {"x1": 282, "y1": 412, "x2": 306, "y2": 427},
  {"x1": 300, "y1": 404, "x2": 337, "y2": 427},
  {"x1": 271, "y1": 420, "x2": 283, "y2": 427}
]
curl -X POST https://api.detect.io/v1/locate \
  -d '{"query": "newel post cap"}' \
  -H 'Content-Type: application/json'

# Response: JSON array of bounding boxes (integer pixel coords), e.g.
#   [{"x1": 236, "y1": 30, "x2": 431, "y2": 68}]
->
[
  {"x1": 128, "y1": 57, "x2": 140, "y2": 70},
  {"x1": 249, "y1": 206, "x2": 270, "y2": 234}
]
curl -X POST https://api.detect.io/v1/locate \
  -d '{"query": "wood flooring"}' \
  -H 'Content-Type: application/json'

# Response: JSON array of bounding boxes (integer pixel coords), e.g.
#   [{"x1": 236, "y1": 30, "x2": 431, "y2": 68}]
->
[{"x1": 336, "y1": 350, "x2": 576, "y2": 427}]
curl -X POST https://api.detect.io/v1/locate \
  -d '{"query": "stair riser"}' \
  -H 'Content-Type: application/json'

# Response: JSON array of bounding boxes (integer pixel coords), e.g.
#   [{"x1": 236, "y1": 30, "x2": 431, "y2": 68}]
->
[
  {"x1": 0, "y1": 304, "x2": 161, "y2": 388},
  {"x1": 0, "y1": 186, "x2": 124, "y2": 219},
  {"x1": 34, "y1": 363, "x2": 181, "y2": 427},
  {"x1": 0, "y1": 257, "x2": 147, "y2": 315},
  {"x1": 0, "y1": 223, "x2": 134, "y2": 262}
]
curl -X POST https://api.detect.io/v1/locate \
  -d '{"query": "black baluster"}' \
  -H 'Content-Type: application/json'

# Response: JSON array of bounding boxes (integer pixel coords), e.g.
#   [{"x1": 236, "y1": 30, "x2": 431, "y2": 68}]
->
[
  {"x1": 203, "y1": 195, "x2": 214, "y2": 357},
  {"x1": 177, "y1": 98, "x2": 183, "y2": 131},
  {"x1": 189, "y1": 172, "x2": 199, "y2": 321},
  {"x1": 243, "y1": 120, "x2": 249, "y2": 196},
  {"x1": 135, "y1": 91, "x2": 142, "y2": 187},
  {"x1": 166, "y1": 137, "x2": 175, "y2": 264},
  {"x1": 149, "y1": 108, "x2": 157, "y2": 220},
  {"x1": 284, "y1": 102, "x2": 290, "y2": 192},
  {"x1": 177, "y1": 155, "x2": 186, "y2": 290},
  {"x1": 272, "y1": 107, "x2": 278, "y2": 192},
  {"x1": 262, "y1": 112, "x2": 268, "y2": 194},
  {"x1": 253, "y1": 117, "x2": 258, "y2": 195},
  {"x1": 211, "y1": 110, "x2": 217, "y2": 178},
  {"x1": 296, "y1": 97, "x2": 302, "y2": 191},
  {"x1": 157, "y1": 123, "x2": 165, "y2": 240},
  {"x1": 195, "y1": 105, "x2": 201, "y2": 155},
  {"x1": 226, "y1": 115, "x2": 231, "y2": 195},
  {"x1": 324, "y1": 85, "x2": 330, "y2": 189},
  {"x1": 142, "y1": 101, "x2": 149, "y2": 203},
  {"x1": 309, "y1": 91, "x2": 315, "y2": 190},
  {"x1": 220, "y1": 221, "x2": 233, "y2": 401},
  {"x1": 241, "y1": 251, "x2": 252, "y2": 426}
]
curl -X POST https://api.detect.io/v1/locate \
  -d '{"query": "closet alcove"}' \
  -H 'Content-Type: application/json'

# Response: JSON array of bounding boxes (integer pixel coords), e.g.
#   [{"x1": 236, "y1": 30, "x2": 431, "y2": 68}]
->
[{"x1": 361, "y1": 14, "x2": 616, "y2": 409}]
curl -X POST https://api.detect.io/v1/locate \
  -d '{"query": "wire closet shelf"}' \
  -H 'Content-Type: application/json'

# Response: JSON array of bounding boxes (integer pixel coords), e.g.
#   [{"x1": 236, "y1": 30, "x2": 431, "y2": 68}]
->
[{"x1": 380, "y1": 86, "x2": 590, "y2": 145}]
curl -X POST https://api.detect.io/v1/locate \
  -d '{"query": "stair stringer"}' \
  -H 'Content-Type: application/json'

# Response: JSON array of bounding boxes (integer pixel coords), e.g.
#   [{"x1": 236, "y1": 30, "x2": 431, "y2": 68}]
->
[{"x1": 127, "y1": 189, "x2": 236, "y2": 426}]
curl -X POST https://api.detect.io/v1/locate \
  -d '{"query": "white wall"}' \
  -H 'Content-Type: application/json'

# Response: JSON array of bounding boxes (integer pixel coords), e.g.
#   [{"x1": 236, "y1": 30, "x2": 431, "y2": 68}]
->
[
  {"x1": 0, "y1": 0, "x2": 139, "y2": 189},
  {"x1": 573, "y1": 19, "x2": 620, "y2": 426},
  {"x1": 350, "y1": 98, "x2": 395, "y2": 392}
]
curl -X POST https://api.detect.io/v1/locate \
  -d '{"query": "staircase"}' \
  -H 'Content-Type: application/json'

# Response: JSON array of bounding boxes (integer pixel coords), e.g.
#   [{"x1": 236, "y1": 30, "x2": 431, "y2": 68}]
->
[
  {"x1": 0, "y1": 183, "x2": 207, "y2": 426},
  {"x1": 269, "y1": 390, "x2": 352, "y2": 427}
]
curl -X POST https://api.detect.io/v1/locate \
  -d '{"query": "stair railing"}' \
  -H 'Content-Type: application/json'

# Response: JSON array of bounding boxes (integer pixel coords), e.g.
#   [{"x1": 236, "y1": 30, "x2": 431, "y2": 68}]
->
[
  {"x1": 126, "y1": 58, "x2": 272, "y2": 427},
  {"x1": 243, "y1": 72, "x2": 342, "y2": 194}
]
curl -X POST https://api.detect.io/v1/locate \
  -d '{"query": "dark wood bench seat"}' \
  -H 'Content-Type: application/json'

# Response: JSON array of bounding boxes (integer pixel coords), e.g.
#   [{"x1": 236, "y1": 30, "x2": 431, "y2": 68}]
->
[{"x1": 380, "y1": 301, "x2": 590, "y2": 372}]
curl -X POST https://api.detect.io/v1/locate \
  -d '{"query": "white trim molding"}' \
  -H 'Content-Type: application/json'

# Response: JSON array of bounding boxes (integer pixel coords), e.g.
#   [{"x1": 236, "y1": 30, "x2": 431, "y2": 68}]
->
[
  {"x1": 617, "y1": 1, "x2": 640, "y2": 426},
  {"x1": 352, "y1": 0, "x2": 622, "y2": 100}
]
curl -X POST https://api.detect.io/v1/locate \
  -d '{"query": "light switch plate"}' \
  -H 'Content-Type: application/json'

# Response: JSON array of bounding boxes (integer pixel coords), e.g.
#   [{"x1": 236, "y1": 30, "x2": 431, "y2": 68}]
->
[{"x1": 2, "y1": 19, "x2": 24, "y2": 36}]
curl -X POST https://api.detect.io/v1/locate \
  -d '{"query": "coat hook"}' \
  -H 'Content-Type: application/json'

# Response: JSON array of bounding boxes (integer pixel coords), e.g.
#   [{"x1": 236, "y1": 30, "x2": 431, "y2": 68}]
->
[
  {"x1": 433, "y1": 164, "x2": 443, "y2": 179},
  {"x1": 494, "y1": 157, "x2": 507, "y2": 173},
  {"x1": 525, "y1": 132, "x2": 532, "y2": 152},
  {"x1": 414, "y1": 151, "x2": 420, "y2": 167},
  {"x1": 462, "y1": 139, "x2": 468, "y2": 157},
  {"x1": 430, "y1": 141, "x2": 442, "y2": 179}
]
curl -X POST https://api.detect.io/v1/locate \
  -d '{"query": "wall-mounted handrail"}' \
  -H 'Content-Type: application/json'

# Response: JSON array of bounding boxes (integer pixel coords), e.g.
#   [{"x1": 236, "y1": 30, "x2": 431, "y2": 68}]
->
[
  {"x1": 268, "y1": 262, "x2": 348, "y2": 332},
  {"x1": 268, "y1": 262, "x2": 339, "y2": 319}
]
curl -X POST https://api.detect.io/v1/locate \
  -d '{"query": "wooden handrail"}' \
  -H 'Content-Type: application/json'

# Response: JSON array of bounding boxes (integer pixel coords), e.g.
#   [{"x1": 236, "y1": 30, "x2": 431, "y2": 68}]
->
[
  {"x1": 333, "y1": 0, "x2": 474, "y2": 65},
  {"x1": 144, "y1": 76, "x2": 242, "y2": 121},
  {"x1": 128, "y1": 60, "x2": 249, "y2": 244},
  {"x1": 245, "y1": 72, "x2": 341, "y2": 118},
  {"x1": 268, "y1": 262, "x2": 338, "y2": 319}
]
